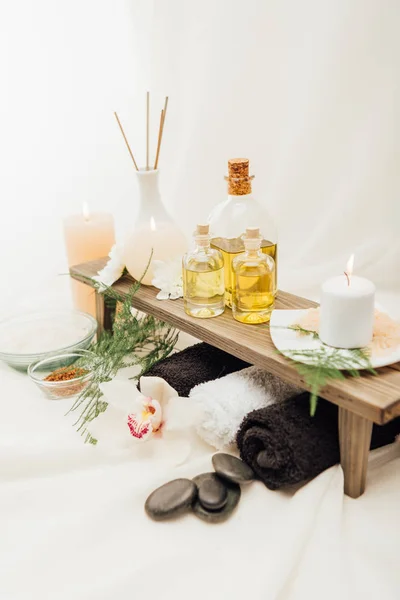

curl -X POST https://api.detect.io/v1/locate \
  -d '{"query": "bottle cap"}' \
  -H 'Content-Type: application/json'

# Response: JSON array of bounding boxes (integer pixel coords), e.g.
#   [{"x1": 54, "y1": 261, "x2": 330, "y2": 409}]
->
[
  {"x1": 245, "y1": 227, "x2": 260, "y2": 239},
  {"x1": 228, "y1": 158, "x2": 249, "y2": 179},
  {"x1": 196, "y1": 224, "x2": 209, "y2": 235},
  {"x1": 225, "y1": 158, "x2": 254, "y2": 195},
  {"x1": 195, "y1": 223, "x2": 210, "y2": 247},
  {"x1": 243, "y1": 227, "x2": 261, "y2": 250}
]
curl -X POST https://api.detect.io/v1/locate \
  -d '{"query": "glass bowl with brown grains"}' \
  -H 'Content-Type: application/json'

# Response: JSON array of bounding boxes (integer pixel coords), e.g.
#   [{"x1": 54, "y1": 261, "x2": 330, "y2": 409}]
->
[{"x1": 28, "y1": 349, "x2": 94, "y2": 400}]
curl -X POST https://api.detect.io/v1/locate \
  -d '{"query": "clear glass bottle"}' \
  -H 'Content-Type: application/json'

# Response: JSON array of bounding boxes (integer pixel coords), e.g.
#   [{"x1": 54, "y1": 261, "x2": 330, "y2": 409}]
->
[
  {"x1": 208, "y1": 158, "x2": 278, "y2": 307},
  {"x1": 182, "y1": 224, "x2": 225, "y2": 318},
  {"x1": 232, "y1": 227, "x2": 276, "y2": 324}
]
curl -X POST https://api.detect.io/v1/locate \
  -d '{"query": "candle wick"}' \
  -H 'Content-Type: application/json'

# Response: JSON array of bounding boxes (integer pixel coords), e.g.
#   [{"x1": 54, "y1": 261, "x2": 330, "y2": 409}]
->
[{"x1": 344, "y1": 271, "x2": 350, "y2": 286}]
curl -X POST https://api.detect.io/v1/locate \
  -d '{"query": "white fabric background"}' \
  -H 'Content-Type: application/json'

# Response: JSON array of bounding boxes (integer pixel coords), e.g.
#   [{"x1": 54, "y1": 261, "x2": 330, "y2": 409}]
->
[
  {"x1": 1, "y1": 2, "x2": 400, "y2": 599},
  {"x1": 1, "y1": 0, "x2": 399, "y2": 313}
]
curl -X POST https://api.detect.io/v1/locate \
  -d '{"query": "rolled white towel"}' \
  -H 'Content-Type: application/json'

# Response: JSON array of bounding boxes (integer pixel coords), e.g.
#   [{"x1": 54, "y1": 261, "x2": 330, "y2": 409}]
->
[{"x1": 190, "y1": 367, "x2": 302, "y2": 450}]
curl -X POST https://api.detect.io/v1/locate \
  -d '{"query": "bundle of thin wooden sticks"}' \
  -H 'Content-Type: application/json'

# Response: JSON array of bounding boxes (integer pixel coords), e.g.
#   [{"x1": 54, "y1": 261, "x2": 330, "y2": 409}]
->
[{"x1": 114, "y1": 92, "x2": 168, "y2": 171}]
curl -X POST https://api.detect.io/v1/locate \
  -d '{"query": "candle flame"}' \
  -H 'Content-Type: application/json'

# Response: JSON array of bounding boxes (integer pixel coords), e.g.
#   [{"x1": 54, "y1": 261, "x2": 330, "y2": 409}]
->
[
  {"x1": 346, "y1": 254, "x2": 355, "y2": 277},
  {"x1": 344, "y1": 253, "x2": 355, "y2": 286},
  {"x1": 82, "y1": 202, "x2": 90, "y2": 222},
  {"x1": 150, "y1": 216, "x2": 156, "y2": 231}
]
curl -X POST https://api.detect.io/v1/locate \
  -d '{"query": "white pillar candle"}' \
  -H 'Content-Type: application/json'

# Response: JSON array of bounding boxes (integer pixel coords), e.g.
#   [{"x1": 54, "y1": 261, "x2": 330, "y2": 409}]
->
[{"x1": 319, "y1": 257, "x2": 375, "y2": 349}]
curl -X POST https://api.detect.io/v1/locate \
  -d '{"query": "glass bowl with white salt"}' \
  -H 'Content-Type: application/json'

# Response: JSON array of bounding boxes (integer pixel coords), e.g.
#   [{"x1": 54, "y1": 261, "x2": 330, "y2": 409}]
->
[{"x1": 0, "y1": 310, "x2": 97, "y2": 371}]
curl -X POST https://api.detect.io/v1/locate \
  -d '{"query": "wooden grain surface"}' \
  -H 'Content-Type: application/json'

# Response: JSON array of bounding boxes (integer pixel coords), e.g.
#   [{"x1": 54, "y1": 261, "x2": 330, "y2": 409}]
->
[
  {"x1": 339, "y1": 407, "x2": 373, "y2": 498},
  {"x1": 71, "y1": 257, "x2": 400, "y2": 425}
]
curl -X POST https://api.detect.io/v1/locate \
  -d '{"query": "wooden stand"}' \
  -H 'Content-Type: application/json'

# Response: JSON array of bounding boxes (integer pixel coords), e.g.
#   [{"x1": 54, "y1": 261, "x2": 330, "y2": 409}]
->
[
  {"x1": 338, "y1": 408, "x2": 373, "y2": 497},
  {"x1": 71, "y1": 258, "x2": 400, "y2": 498}
]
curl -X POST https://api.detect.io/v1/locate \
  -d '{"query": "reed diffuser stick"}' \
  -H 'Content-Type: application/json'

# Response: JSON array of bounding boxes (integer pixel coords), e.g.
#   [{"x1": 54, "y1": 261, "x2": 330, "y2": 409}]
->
[
  {"x1": 154, "y1": 96, "x2": 169, "y2": 169},
  {"x1": 162, "y1": 95, "x2": 169, "y2": 126},
  {"x1": 114, "y1": 112, "x2": 139, "y2": 171},
  {"x1": 146, "y1": 91, "x2": 150, "y2": 170},
  {"x1": 153, "y1": 109, "x2": 164, "y2": 170}
]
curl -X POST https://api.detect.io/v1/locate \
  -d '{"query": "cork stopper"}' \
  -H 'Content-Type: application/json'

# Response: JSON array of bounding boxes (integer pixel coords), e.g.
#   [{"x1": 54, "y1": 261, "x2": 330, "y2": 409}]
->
[
  {"x1": 195, "y1": 223, "x2": 210, "y2": 247},
  {"x1": 228, "y1": 158, "x2": 249, "y2": 179},
  {"x1": 245, "y1": 227, "x2": 260, "y2": 239},
  {"x1": 244, "y1": 226, "x2": 261, "y2": 250},
  {"x1": 196, "y1": 224, "x2": 209, "y2": 235},
  {"x1": 226, "y1": 158, "x2": 254, "y2": 195}
]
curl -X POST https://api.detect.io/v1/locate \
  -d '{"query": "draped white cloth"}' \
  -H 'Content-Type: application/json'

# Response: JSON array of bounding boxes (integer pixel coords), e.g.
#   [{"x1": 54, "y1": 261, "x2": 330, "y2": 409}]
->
[
  {"x1": 1, "y1": 2, "x2": 400, "y2": 598},
  {"x1": 1, "y1": 358, "x2": 400, "y2": 600}
]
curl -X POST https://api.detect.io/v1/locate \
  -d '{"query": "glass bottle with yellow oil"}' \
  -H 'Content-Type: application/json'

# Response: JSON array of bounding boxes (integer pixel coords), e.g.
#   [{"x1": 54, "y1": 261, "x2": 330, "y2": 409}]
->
[
  {"x1": 208, "y1": 158, "x2": 277, "y2": 308},
  {"x1": 182, "y1": 224, "x2": 225, "y2": 318},
  {"x1": 232, "y1": 227, "x2": 276, "y2": 324}
]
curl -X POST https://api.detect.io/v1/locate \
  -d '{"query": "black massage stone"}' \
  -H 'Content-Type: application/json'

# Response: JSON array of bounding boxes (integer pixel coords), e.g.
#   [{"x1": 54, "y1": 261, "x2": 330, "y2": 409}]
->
[
  {"x1": 212, "y1": 453, "x2": 255, "y2": 484},
  {"x1": 145, "y1": 478, "x2": 197, "y2": 521},
  {"x1": 192, "y1": 473, "x2": 241, "y2": 523}
]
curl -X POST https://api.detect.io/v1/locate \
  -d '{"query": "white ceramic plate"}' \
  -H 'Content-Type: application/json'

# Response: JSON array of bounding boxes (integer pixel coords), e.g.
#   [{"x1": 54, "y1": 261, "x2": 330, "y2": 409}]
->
[{"x1": 270, "y1": 309, "x2": 400, "y2": 370}]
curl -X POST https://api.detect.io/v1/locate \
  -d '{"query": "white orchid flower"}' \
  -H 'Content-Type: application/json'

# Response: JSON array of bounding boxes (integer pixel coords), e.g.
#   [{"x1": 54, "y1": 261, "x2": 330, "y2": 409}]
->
[
  {"x1": 152, "y1": 257, "x2": 183, "y2": 300},
  {"x1": 89, "y1": 376, "x2": 201, "y2": 465},
  {"x1": 93, "y1": 244, "x2": 125, "y2": 291}
]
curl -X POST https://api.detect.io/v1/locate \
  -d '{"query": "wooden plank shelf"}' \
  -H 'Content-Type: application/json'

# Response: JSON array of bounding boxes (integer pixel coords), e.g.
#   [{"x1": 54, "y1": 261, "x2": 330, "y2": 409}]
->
[
  {"x1": 71, "y1": 257, "x2": 400, "y2": 498},
  {"x1": 71, "y1": 257, "x2": 400, "y2": 426}
]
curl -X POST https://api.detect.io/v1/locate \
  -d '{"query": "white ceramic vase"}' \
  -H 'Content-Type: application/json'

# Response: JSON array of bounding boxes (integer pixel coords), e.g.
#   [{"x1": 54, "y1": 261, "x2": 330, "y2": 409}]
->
[{"x1": 124, "y1": 169, "x2": 187, "y2": 286}]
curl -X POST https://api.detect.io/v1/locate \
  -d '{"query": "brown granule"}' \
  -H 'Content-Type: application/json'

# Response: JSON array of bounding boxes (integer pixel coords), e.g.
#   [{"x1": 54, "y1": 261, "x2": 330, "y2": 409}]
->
[{"x1": 44, "y1": 366, "x2": 88, "y2": 382}]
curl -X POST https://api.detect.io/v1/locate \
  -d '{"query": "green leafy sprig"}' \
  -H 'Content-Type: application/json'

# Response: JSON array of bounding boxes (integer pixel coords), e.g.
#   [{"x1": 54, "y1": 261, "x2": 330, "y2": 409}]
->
[
  {"x1": 68, "y1": 267, "x2": 179, "y2": 442},
  {"x1": 274, "y1": 325, "x2": 377, "y2": 415},
  {"x1": 288, "y1": 324, "x2": 319, "y2": 339}
]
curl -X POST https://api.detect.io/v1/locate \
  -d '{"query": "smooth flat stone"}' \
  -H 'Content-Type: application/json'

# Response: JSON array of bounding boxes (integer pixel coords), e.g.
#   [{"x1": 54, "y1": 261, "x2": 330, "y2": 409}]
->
[
  {"x1": 192, "y1": 473, "x2": 241, "y2": 523},
  {"x1": 145, "y1": 478, "x2": 197, "y2": 521},
  {"x1": 212, "y1": 453, "x2": 255, "y2": 484},
  {"x1": 196, "y1": 473, "x2": 228, "y2": 511}
]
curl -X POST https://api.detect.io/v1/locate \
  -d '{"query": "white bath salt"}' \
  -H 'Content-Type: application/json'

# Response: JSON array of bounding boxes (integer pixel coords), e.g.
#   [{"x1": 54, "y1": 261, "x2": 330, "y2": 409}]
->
[
  {"x1": 295, "y1": 308, "x2": 320, "y2": 335},
  {"x1": 371, "y1": 310, "x2": 400, "y2": 353},
  {"x1": 0, "y1": 314, "x2": 93, "y2": 355},
  {"x1": 294, "y1": 308, "x2": 400, "y2": 355}
]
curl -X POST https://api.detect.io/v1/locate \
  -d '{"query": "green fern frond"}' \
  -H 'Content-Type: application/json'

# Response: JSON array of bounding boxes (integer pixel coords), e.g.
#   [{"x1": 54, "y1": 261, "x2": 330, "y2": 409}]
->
[
  {"x1": 67, "y1": 255, "x2": 178, "y2": 438},
  {"x1": 279, "y1": 332, "x2": 377, "y2": 415}
]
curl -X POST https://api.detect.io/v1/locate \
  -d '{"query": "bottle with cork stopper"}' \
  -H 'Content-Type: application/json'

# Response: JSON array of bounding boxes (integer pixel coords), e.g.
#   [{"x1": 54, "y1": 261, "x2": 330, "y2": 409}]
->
[
  {"x1": 232, "y1": 227, "x2": 276, "y2": 324},
  {"x1": 208, "y1": 158, "x2": 277, "y2": 308},
  {"x1": 182, "y1": 223, "x2": 225, "y2": 318}
]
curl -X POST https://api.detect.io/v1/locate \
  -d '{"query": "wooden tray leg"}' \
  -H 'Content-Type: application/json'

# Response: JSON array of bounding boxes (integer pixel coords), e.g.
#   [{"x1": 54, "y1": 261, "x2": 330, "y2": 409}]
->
[
  {"x1": 95, "y1": 294, "x2": 112, "y2": 336},
  {"x1": 338, "y1": 407, "x2": 373, "y2": 498}
]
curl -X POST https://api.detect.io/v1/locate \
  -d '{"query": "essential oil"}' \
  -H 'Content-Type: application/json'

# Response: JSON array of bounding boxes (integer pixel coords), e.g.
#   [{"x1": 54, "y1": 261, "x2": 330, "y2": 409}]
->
[
  {"x1": 209, "y1": 158, "x2": 278, "y2": 307},
  {"x1": 182, "y1": 224, "x2": 225, "y2": 318},
  {"x1": 232, "y1": 227, "x2": 276, "y2": 324}
]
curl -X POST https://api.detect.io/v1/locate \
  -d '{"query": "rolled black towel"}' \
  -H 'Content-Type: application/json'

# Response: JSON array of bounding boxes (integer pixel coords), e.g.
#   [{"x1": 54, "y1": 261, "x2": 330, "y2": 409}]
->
[
  {"x1": 236, "y1": 392, "x2": 400, "y2": 490},
  {"x1": 143, "y1": 342, "x2": 250, "y2": 397}
]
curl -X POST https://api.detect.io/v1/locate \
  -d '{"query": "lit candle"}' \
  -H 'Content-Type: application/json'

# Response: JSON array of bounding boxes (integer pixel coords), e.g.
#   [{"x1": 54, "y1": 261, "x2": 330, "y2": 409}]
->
[
  {"x1": 319, "y1": 255, "x2": 375, "y2": 349},
  {"x1": 124, "y1": 170, "x2": 187, "y2": 285},
  {"x1": 63, "y1": 203, "x2": 115, "y2": 316}
]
